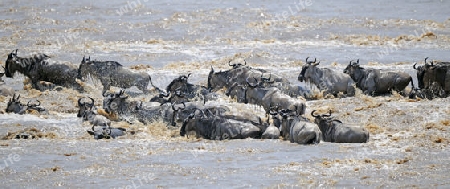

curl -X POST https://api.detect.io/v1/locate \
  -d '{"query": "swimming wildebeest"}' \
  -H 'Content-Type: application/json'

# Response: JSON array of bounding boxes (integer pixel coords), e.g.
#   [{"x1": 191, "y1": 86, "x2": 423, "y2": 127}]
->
[
  {"x1": 343, "y1": 59, "x2": 413, "y2": 96},
  {"x1": 77, "y1": 97, "x2": 111, "y2": 127},
  {"x1": 298, "y1": 57, "x2": 355, "y2": 97},
  {"x1": 207, "y1": 60, "x2": 267, "y2": 92},
  {"x1": 412, "y1": 57, "x2": 450, "y2": 98},
  {"x1": 244, "y1": 77, "x2": 306, "y2": 121},
  {"x1": 180, "y1": 109, "x2": 262, "y2": 140},
  {"x1": 273, "y1": 108, "x2": 321, "y2": 144},
  {"x1": 87, "y1": 126, "x2": 127, "y2": 139},
  {"x1": 311, "y1": 110, "x2": 369, "y2": 143},
  {"x1": 6, "y1": 94, "x2": 47, "y2": 115},
  {"x1": 77, "y1": 56, "x2": 150, "y2": 93},
  {"x1": 4, "y1": 49, "x2": 83, "y2": 91},
  {"x1": 150, "y1": 74, "x2": 211, "y2": 104}
]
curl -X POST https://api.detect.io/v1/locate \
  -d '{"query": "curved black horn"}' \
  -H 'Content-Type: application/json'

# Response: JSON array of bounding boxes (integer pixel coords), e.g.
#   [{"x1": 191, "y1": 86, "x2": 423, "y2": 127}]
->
[
  {"x1": 102, "y1": 90, "x2": 108, "y2": 97},
  {"x1": 15, "y1": 94, "x2": 20, "y2": 101},
  {"x1": 424, "y1": 57, "x2": 429, "y2": 65},
  {"x1": 306, "y1": 57, "x2": 310, "y2": 64},
  {"x1": 78, "y1": 98, "x2": 84, "y2": 107},
  {"x1": 88, "y1": 97, "x2": 94, "y2": 107},
  {"x1": 311, "y1": 110, "x2": 319, "y2": 118},
  {"x1": 36, "y1": 100, "x2": 40, "y2": 106},
  {"x1": 27, "y1": 100, "x2": 31, "y2": 107},
  {"x1": 413, "y1": 62, "x2": 417, "y2": 70}
]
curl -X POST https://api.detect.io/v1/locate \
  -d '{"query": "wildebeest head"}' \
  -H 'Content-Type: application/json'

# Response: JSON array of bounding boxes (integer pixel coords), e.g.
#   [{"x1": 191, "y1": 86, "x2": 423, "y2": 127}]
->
[
  {"x1": 4, "y1": 49, "x2": 49, "y2": 78},
  {"x1": 6, "y1": 94, "x2": 25, "y2": 114},
  {"x1": 171, "y1": 102, "x2": 186, "y2": 126},
  {"x1": 77, "y1": 56, "x2": 123, "y2": 80},
  {"x1": 343, "y1": 59, "x2": 365, "y2": 80},
  {"x1": 298, "y1": 57, "x2": 320, "y2": 82},
  {"x1": 207, "y1": 66, "x2": 230, "y2": 91},
  {"x1": 102, "y1": 90, "x2": 129, "y2": 114},
  {"x1": 413, "y1": 57, "x2": 436, "y2": 89},
  {"x1": 77, "y1": 97, "x2": 95, "y2": 117},
  {"x1": 166, "y1": 73, "x2": 192, "y2": 93},
  {"x1": 26, "y1": 99, "x2": 46, "y2": 113},
  {"x1": 180, "y1": 108, "x2": 205, "y2": 137},
  {"x1": 226, "y1": 82, "x2": 247, "y2": 103},
  {"x1": 311, "y1": 110, "x2": 336, "y2": 132}
]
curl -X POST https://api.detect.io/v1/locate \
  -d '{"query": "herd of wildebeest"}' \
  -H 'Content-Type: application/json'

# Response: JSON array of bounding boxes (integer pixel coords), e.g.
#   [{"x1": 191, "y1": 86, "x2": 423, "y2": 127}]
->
[{"x1": 1, "y1": 49, "x2": 449, "y2": 143}]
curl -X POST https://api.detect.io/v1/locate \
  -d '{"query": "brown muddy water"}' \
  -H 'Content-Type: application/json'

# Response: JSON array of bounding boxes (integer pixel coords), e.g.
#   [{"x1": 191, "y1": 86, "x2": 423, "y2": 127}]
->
[{"x1": 1, "y1": 0, "x2": 450, "y2": 188}]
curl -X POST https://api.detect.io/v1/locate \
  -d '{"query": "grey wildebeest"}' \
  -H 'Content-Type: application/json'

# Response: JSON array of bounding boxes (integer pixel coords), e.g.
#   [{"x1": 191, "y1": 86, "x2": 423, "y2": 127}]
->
[
  {"x1": 6, "y1": 94, "x2": 47, "y2": 115},
  {"x1": 343, "y1": 59, "x2": 413, "y2": 96},
  {"x1": 312, "y1": 110, "x2": 369, "y2": 143},
  {"x1": 5, "y1": 49, "x2": 84, "y2": 92},
  {"x1": 275, "y1": 108, "x2": 321, "y2": 144},
  {"x1": 298, "y1": 57, "x2": 355, "y2": 97},
  {"x1": 207, "y1": 60, "x2": 267, "y2": 92},
  {"x1": 180, "y1": 109, "x2": 261, "y2": 140},
  {"x1": 87, "y1": 126, "x2": 127, "y2": 139},
  {"x1": 244, "y1": 77, "x2": 306, "y2": 121},
  {"x1": 150, "y1": 74, "x2": 212, "y2": 104},
  {"x1": 412, "y1": 57, "x2": 450, "y2": 98},
  {"x1": 77, "y1": 97, "x2": 111, "y2": 127},
  {"x1": 77, "y1": 56, "x2": 150, "y2": 93},
  {"x1": 103, "y1": 90, "x2": 176, "y2": 124}
]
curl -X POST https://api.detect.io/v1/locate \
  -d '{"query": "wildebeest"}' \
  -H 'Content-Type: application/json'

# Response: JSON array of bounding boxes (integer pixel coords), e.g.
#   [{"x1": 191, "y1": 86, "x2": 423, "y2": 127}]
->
[
  {"x1": 5, "y1": 49, "x2": 84, "y2": 92},
  {"x1": 244, "y1": 77, "x2": 306, "y2": 120},
  {"x1": 298, "y1": 57, "x2": 355, "y2": 97},
  {"x1": 412, "y1": 57, "x2": 450, "y2": 98},
  {"x1": 103, "y1": 89, "x2": 176, "y2": 124},
  {"x1": 311, "y1": 110, "x2": 369, "y2": 143},
  {"x1": 343, "y1": 59, "x2": 413, "y2": 96},
  {"x1": 260, "y1": 73, "x2": 315, "y2": 99},
  {"x1": 87, "y1": 126, "x2": 127, "y2": 139},
  {"x1": 77, "y1": 56, "x2": 150, "y2": 93},
  {"x1": 180, "y1": 109, "x2": 261, "y2": 140},
  {"x1": 6, "y1": 94, "x2": 47, "y2": 115},
  {"x1": 150, "y1": 74, "x2": 211, "y2": 104},
  {"x1": 274, "y1": 108, "x2": 321, "y2": 144},
  {"x1": 102, "y1": 90, "x2": 145, "y2": 123},
  {"x1": 207, "y1": 61, "x2": 267, "y2": 92},
  {"x1": 77, "y1": 97, "x2": 111, "y2": 127}
]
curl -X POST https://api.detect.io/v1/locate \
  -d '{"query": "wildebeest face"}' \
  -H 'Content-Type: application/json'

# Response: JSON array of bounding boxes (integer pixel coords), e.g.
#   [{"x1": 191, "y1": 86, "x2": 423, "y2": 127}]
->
[
  {"x1": 226, "y1": 83, "x2": 246, "y2": 103},
  {"x1": 5, "y1": 50, "x2": 20, "y2": 78},
  {"x1": 6, "y1": 94, "x2": 24, "y2": 114},
  {"x1": 208, "y1": 66, "x2": 230, "y2": 91},
  {"x1": 298, "y1": 57, "x2": 320, "y2": 82},
  {"x1": 77, "y1": 56, "x2": 92, "y2": 80},
  {"x1": 298, "y1": 64, "x2": 311, "y2": 82},
  {"x1": 343, "y1": 59, "x2": 362, "y2": 78},
  {"x1": 77, "y1": 97, "x2": 95, "y2": 117},
  {"x1": 414, "y1": 57, "x2": 436, "y2": 89}
]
